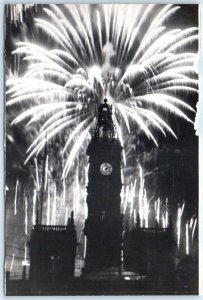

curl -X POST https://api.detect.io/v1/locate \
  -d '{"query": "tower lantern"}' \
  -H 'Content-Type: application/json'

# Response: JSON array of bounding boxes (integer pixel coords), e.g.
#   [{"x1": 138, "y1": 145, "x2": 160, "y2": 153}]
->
[{"x1": 94, "y1": 98, "x2": 115, "y2": 140}]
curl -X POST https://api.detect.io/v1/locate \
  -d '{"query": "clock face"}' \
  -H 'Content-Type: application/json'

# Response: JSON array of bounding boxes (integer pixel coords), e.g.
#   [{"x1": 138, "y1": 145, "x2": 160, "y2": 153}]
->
[{"x1": 100, "y1": 163, "x2": 113, "y2": 175}]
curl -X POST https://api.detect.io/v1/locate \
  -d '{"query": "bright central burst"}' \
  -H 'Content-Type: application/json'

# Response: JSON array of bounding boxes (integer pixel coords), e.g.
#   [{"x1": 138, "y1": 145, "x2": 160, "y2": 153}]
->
[{"x1": 6, "y1": 4, "x2": 198, "y2": 179}]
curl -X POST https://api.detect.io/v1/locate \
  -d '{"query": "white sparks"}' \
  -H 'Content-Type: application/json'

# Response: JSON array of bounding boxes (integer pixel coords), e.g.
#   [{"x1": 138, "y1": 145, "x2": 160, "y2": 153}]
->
[
  {"x1": 84, "y1": 236, "x2": 87, "y2": 258},
  {"x1": 186, "y1": 222, "x2": 189, "y2": 255},
  {"x1": 46, "y1": 187, "x2": 50, "y2": 226},
  {"x1": 64, "y1": 206, "x2": 69, "y2": 226},
  {"x1": 24, "y1": 196, "x2": 28, "y2": 235},
  {"x1": 192, "y1": 218, "x2": 197, "y2": 241},
  {"x1": 34, "y1": 158, "x2": 40, "y2": 191},
  {"x1": 32, "y1": 189, "x2": 37, "y2": 225},
  {"x1": 176, "y1": 202, "x2": 185, "y2": 248},
  {"x1": 14, "y1": 178, "x2": 19, "y2": 215},
  {"x1": 51, "y1": 184, "x2": 57, "y2": 225},
  {"x1": 9, "y1": 254, "x2": 15, "y2": 273}
]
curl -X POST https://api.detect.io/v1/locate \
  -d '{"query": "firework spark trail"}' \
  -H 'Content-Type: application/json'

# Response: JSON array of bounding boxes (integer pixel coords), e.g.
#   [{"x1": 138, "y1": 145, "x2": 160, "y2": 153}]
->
[
  {"x1": 143, "y1": 189, "x2": 149, "y2": 228},
  {"x1": 14, "y1": 178, "x2": 19, "y2": 215},
  {"x1": 138, "y1": 166, "x2": 144, "y2": 227},
  {"x1": 161, "y1": 198, "x2": 169, "y2": 228},
  {"x1": 192, "y1": 218, "x2": 197, "y2": 241},
  {"x1": 63, "y1": 178, "x2": 66, "y2": 206},
  {"x1": 46, "y1": 187, "x2": 50, "y2": 225},
  {"x1": 165, "y1": 198, "x2": 169, "y2": 227},
  {"x1": 57, "y1": 196, "x2": 63, "y2": 225},
  {"x1": 32, "y1": 189, "x2": 37, "y2": 225},
  {"x1": 113, "y1": 116, "x2": 127, "y2": 166},
  {"x1": 62, "y1": 122, "x2": 93, "y2": 178},
  {"x1": 9, "y1": 254, "x2": 15, "y2": 273},
  {"x1": 6, "y1": 4, "x2": 198, "y2": 180},
  {"x1": 23, "y1": 242, "x2": 27, "y2": 263},
  {"x1": 44, "y1": 154, "x2": 49, "y2": 191},
  {"x1": 51, "y1": 184, "x2": 57, "y2": 225},
  {"x1": 34, "y1": 158, "x2": 40, "y2": 191},
  {"x1": 24, "y1": 196, "x2": 28, "y2": 235},
  {"x1": 155, "y1": 198, "x2": 161, "y2": 226},
  {"x1": 120, "y1": 169, "x2": 125, "y2": 206},
  {"x1": 129, "y1": 180, "x2": 136, "y2": 218},
  {"x1": 189, "y1": 217, "x2": 193, "y2": 229},
  {"x1": 75, "y1": 169, "x2": 80, "y2": 216},
  {"x1": 64, "y1": 206, "x2": 69, "y2": 225},
  {"x1": 133, "y1": 209, "x2": 136, "y2": 227},
  {"x1": 73, "y1": 182, "x2": 76, "y2": 216},
  {"x1": 177, "y1": 202, "x2": 185, "y2": 248},
  {"x1": 7, "y1": 4, "x2": 35, "y2": 25},
  {"x1": 186, "y1": 221, "x2": 189, "y2": 255},
  {"x1": 123, "y1": 185, "x2": 129, "y2": 215},
  {"x1": 84, "y1": 236, "x2": 87, "y2": 258}
]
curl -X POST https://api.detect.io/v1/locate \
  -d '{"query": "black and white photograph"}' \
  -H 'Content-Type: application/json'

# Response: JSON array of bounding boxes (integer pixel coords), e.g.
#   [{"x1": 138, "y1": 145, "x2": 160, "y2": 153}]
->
[{"x1": 5, "y1": 4, "x2": 199, "y2": 295}]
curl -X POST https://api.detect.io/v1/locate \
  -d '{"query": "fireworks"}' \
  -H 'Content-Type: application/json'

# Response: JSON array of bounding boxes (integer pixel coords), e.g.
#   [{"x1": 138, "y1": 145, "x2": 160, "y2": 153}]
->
[
  {"x1": 32, "y1": 189, "x2": 37, "y2": 225},
  {"x1": 14, "y1": 179, "x2": 19, "y2": 216},
  {"x1": 9, "y1": 254, "x2": 15, "y2": 273},
  {"x1": 24, "y1": 196, "x2": 28, "y2": 235},
  {"x1": 185, "y1": 221, "x2": 189, "y2": 255},
  {"x1": 6, "y1": 4, "x2": 35, "y2": 25},
  {"x1": 5, "y1": 4, "x2": 198, "y2": 277},
  {"x1": 6, "y1": 4, "x2": 198, "y2": 178},
  {"x1": 177, "y1": 203, "x2": 185, "y2": 248}
]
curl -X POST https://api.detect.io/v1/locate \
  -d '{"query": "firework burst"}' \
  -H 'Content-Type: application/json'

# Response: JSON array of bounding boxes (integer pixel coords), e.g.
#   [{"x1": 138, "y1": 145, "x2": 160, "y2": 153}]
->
[{"x1": 6, "y1": 4, "x2": 198, "y2": 178}]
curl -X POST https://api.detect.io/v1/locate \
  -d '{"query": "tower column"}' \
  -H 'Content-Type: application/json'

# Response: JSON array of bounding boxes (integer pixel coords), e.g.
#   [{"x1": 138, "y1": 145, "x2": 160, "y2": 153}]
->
[{"x1": 83, "y1": 99, "x2": 123, "y2": 277}]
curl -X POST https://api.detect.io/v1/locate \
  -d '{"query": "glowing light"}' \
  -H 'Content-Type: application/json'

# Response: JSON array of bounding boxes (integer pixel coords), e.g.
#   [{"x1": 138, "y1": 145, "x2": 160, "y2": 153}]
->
[
  {"x1": 14, "y1": 178, "x2": 19, "y2": 215},
  {"x1": 64, "y1": 206, "x2": 69, "y2": 225},
  {"x1": 84, "y1": 236, "x2": 87, "y2": 258},
  {"x1": 129, "y1": 180, "x2": 136, "y2": 218},
  {"x1": 123, "y1": 185, "x2": 129, "y2": 215},
  {"x1": 177, "y1": 202, "x2": 184, "y2": 248},
  {"x1": 120, "y1": 169, "x2": 125, "y2": 206},
  {"x1": 34, "y1": 158, "x2": 40, "y2": 191},
  {"x1": 74, "y1": 169, "x2": 80, "y2": 215},
  {"x1": 46, "y1": 187, "x2": 50, "y2": 226},
  {"x1": 143, "y1": 189, "x2": 149, "y2": 228},
  {"x1": 51, "y1": 184, "x2": 57, "y2": 225},
  {"x1": 186, "y1": 222, "x2": 189, "y2": 255},
  {"x1": 133, "y1": 209, "x2": 136, "y2": 227},
  {"x1": 162, "y1": 198, "x2": 168, "y2": 228},
  {"x1": 7, "y1": 4, "x2": 35, "y2": 25},
  {"x1": 192, "y1": 218, "x2": 197, "y2": 241},
  {"x1": 63, "y1": 178, "x2": 66, "y2": 205},
  {"x1": 138, "y1": 166, "x2": 144, "y2": 227},
  {"x1": 24, "y1": 196, "x2": 28, "y2": 235},
  {"x1": 155, "y1": 198, "x2": 160, "y2": 226},
  {"x1": 9, "y1": 254, "x2": 15, "y2": 273},
  {"x1": 22, "y1": 242, "x2": 29, "y2": 266},
  {"x1": 6, "y1": 4, "x2": 197, "y2": 178},
  {"x1": 44, "y1": 154, "x2": 49, "y2": 191},
  {"x1": 32, "y1": 189, "x2": 37, "y2": 225}
]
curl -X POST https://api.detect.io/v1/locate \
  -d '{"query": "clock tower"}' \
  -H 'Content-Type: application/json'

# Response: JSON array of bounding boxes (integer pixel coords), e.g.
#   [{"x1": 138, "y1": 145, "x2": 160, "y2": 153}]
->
[{"x1": 83, "y1": 99, "x2": 123, "y2": 276}]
